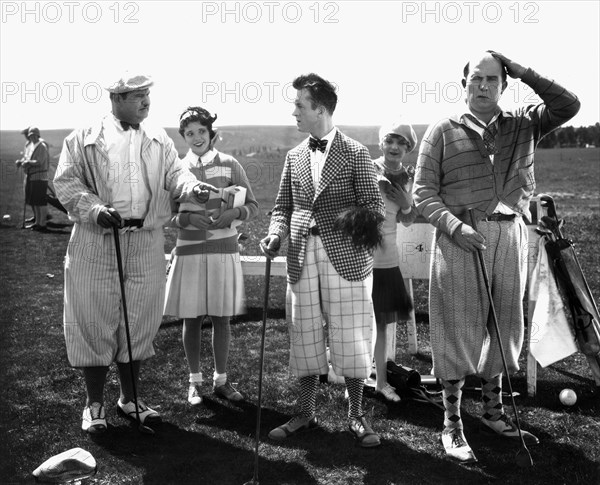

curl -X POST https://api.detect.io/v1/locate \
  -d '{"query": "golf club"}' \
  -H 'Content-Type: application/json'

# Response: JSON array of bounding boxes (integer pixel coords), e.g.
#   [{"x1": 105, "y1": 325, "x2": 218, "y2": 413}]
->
[
  {"x1": 243, "y1": 257, "x2": 271, "y2": 485},
  {"x1": 468, "y1": 210, "x2": 533, "y2": 468},
  {"x1": 112, "y1": 226, "x2": 155, "y2": 435},
  {"x1": 539, "y1": 193, "x2": 565, "y2": 239}
]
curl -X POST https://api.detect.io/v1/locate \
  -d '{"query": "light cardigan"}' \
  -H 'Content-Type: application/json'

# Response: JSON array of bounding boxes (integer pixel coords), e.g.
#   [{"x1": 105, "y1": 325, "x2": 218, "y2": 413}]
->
[{"x1": 414, "y1": 68, "x2": 580, "y2": 236}]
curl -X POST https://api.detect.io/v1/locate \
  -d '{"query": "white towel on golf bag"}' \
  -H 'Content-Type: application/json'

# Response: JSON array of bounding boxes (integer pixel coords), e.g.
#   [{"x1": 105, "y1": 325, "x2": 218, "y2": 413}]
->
[{"x1": 529, "y1": 237, "x2": 578, "y2": 367}]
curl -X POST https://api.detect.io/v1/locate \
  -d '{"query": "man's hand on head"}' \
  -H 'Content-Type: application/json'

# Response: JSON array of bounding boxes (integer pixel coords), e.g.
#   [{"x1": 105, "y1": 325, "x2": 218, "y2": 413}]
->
[{"x1": 488, "y1": 51, "x2": 527, "y2": 79}]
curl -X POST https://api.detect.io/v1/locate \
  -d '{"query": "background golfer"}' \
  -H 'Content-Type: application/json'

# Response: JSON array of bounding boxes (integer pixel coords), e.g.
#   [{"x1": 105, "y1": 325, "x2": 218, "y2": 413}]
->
[
  {"x1": 413, "y1": 50, "x2": 580, "y2": 462},
  {"x1": 54, "y1": 73, "x2": 217, "y2": 433}
]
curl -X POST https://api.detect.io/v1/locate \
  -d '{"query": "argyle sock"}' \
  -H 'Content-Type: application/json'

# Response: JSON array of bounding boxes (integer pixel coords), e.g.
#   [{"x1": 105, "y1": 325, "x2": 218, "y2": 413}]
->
[
  {"x1": 345, "y1": 377, "x2": 364, "y2": 419},
  {"x1": 299, "y1": 375, "x2": 318, "y2": 418},
  {"x1": 442, "y1": 378, "x2": 465, "y2": 433},
  {"x1": 481, "y1": 374, "x2": 503, "y2": 421}
]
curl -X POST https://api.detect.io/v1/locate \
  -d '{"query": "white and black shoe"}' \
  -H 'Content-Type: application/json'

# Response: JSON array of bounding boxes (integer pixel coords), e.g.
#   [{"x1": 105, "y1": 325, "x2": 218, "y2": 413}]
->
[
  {"x1": 117, "y1": 399, "x2": 161, "y2": 425},
  {"x1": 81, "y1": 402, "x2": 106, "y2": 434}
]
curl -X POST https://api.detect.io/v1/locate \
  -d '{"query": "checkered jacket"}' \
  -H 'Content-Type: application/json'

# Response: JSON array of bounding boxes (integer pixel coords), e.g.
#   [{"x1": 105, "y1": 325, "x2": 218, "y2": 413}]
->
[{"x1": 269, "y1": 130, "x2": 385, "y2": 284}]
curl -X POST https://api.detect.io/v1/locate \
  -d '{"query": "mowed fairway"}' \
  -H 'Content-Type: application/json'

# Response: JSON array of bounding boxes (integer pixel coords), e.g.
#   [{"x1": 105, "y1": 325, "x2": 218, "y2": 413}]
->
[{"x1": 0, "y1": 128, "x2": 599, "y2": 484}]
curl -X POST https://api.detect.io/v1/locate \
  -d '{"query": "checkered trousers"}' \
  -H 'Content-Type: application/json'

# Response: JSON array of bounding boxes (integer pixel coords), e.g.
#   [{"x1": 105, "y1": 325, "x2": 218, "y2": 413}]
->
[{"x1": 286, "y1": 235, "x2": 374, "y2": 379}]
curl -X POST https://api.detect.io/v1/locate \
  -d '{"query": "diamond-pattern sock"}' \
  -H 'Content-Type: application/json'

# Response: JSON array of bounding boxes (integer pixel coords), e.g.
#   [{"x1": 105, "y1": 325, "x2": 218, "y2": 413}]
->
[
  {"x1": 481, "y1": 374, "x2": 503, "y2": 421},
  {"x1": 299, "y1": 375, "x2": 318, "y2": 418},
  {"x1": 442, "y1": 378, "x2": 465, "y2": 433},
  {"x1": 345, "y1": 377, "x2": 364, "y2": 419}
]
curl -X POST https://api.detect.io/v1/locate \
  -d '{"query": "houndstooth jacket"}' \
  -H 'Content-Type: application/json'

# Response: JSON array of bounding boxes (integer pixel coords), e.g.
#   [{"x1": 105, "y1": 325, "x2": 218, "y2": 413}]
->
[{"x1": 269, "y1": 130, "x2": 385, "y2": 284}]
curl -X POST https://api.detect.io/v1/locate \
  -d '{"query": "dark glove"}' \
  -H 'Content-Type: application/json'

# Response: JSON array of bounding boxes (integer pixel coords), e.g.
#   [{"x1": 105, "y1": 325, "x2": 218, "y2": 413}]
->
[{"x1": 97, "y1": 206, "x2": 123, "y2": 228}]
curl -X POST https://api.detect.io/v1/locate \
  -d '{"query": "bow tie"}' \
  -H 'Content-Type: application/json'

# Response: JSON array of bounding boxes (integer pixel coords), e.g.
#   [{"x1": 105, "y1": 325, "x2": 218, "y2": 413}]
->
[
  {"x1": 120, "y1": 121, "x2": 140, "y2": 131},
  {"x1": 308, "y1": 136, "x2": 327, "y2": 153}
]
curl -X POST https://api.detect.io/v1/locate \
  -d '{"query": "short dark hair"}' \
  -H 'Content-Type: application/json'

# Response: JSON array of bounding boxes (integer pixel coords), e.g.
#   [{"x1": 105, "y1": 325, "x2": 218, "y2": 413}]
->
[
  {"x1": 292, "y1": 73, "x2": 337, "y2": 114},
  {"x1": 463, "y1": 59, "x2": 507, "y2": 83},
  {"x1": 178, "y1": 106, "x2": 218, "y2": 139}
]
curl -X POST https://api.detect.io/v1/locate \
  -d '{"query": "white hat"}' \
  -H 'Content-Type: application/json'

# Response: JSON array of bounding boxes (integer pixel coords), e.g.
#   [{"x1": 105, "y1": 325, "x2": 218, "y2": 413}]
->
[
  {"x1": 105, "y1": 72, "x2": 153, "y2": 94},
  {"x1": 379, "y1": 122, "x2": 418, "y2": 153}
]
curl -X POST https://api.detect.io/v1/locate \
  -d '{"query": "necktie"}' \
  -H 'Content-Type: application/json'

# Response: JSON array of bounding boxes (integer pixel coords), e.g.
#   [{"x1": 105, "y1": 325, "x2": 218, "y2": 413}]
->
[
  {"x1": 120, "y1": 121, "x2": 140, "y2": 131},
  {"x1": 308, "y1": 136, "x2": 327, "y2": 153},
  {"x1": 483, "y1": 123, "x2": 499, "y2": 155}
]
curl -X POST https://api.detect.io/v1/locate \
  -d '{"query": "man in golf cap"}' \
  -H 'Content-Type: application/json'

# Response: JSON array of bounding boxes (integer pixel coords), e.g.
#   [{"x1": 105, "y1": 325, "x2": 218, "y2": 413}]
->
[
  {"x1": 413, "y1": 51, "x2": 580, "y2": 462},
  {"x1": 55, "y1": 72, "x2": 217, "y2": 433}
]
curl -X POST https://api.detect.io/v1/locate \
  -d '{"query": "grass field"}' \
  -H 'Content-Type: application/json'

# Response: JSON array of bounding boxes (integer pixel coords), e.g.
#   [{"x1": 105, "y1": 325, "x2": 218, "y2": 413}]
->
[{"x1": 0, "y1": 128, "x2": 599, "y2": 484}]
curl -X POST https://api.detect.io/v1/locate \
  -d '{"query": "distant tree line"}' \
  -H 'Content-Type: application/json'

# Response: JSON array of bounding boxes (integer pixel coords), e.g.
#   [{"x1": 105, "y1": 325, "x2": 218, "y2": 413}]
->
[{"x1": 538, "y1": 123, "x2": 600, "y2": 148}]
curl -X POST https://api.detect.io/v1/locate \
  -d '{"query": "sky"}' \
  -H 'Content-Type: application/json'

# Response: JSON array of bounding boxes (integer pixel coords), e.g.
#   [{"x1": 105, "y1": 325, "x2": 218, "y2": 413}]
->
[{"x1": 1, "y1": 0, "x2": 599, "y2": 130}]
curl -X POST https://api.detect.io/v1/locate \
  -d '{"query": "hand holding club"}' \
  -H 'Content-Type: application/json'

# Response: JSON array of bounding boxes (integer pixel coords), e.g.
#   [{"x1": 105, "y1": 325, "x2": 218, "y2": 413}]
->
[
  {"x1": 97, "y1": 206, "x2": 123, "y2": 228},
  {"x1": 453, "y1": 222, "x2": 486, "y2": 252},
  {"x1": 260, "y1": 234, "x2": 280, "y2": 259}
]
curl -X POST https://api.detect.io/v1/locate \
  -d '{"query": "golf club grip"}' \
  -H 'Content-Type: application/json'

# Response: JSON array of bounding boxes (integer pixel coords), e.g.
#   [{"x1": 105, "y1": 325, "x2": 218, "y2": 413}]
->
[
  {"x1": 468, "y1": 211, "x2": 492, "y2": 292},
  {"x1": 262, "y1": 257, "x2": 271, "y2": 313}
]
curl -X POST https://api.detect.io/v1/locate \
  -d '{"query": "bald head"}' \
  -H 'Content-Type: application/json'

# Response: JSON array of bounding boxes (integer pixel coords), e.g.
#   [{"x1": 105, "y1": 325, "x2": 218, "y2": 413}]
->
[
  {"x1": 463, "y1": 52, "x2": 507, "y2": 84},
  {"x1": 462, "y1": 52, "x2": 508, "y2": 123}
]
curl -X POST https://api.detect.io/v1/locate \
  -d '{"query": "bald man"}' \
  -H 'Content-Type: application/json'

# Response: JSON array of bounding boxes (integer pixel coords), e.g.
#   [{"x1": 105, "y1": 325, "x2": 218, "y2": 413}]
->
[{"x1": 414, "y1": 51, "x2": 580, "y2": 462}]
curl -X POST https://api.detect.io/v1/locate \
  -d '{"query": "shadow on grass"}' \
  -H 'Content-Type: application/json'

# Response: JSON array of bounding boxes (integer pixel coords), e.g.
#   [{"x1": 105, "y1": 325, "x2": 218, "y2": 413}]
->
[{"x1": 89, "y1": 419, "x2": 316, "y2": 485}]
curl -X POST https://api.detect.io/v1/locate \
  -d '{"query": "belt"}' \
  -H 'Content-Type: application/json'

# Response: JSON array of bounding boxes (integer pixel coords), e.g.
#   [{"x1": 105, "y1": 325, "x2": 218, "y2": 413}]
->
[
  {"x1": 122, "y1": 218, "x2": 144, "y2": 228},
  {"x1": 309, "y1": 226, "x2": 320, "y2": 236},
  {"x1": 483, "y1": 213, "x2": 516, "y2": 222}
]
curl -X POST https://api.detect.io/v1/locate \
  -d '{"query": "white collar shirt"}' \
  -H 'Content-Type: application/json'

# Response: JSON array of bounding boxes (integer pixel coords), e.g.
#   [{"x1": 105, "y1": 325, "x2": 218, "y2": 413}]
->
[
  {"x1": 103, "y1": 114, "x2": 151, "y2": 219},
  {"x1": 309, "y1": 126, "x2": 337, "y2": 191}
]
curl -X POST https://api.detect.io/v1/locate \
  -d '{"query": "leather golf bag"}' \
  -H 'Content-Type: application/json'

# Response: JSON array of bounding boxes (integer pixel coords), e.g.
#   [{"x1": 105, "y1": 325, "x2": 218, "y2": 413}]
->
[
  {"x1": 545, "y1": 238, "x2": 600, "y2": 358},
  {"x1": 386, "y1": 361, "x2": 421, "y2": 391}
]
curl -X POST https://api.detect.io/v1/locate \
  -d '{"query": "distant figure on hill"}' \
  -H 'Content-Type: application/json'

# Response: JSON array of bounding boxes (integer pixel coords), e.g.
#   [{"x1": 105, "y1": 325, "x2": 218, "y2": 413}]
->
[
  {"x1": 260, "y1": 73, "x2": 385, "y2": 448},
  {"x1": 413, "y1": 50, "x2": 580, "y2": 463},
  {"x1": 15, "y1": 127, "x2": 49, "y2": 231},
  {"x1": 54, "y1": 72, "x2": 217, "y2": 434}
]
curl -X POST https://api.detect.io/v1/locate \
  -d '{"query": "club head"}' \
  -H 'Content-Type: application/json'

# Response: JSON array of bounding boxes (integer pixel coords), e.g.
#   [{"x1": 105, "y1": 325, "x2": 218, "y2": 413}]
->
[
  {"x1": 540, "y1": 216, "x2": 558, "y2": 229},
  {"x1": 243, "y1": 480, "x2": 259, "y2": 485},
  {"x1": 538, "y1": 194, "x2": 557, "y2": 219},
  {"x1": 516, "y1": 447, "x2": 534, "y2": 468},
  {"x1": 138, "y1": 423, "x2": 155, "y2": 435}
]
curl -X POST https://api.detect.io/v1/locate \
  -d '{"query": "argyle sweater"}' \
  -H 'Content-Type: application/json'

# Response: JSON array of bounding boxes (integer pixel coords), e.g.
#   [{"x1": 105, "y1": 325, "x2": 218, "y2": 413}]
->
[{"x1": 414, "y1": 68, "x2": 580, "y2": 236}]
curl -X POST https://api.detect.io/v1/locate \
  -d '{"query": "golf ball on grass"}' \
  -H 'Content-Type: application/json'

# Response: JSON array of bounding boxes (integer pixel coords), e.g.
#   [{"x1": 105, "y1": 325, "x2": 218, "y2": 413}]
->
[
  {"x1": 2, "y1": 214, "x2": 11, "y2": 223},
  {"x1": 559, "y1": 388, "x2": 577, "y2": 406}
]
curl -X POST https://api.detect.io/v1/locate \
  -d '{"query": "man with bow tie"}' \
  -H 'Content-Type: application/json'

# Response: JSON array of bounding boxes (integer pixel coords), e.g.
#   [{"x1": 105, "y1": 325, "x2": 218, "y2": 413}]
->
[
  {"x1": 54, "y1": 72, "x2": 217, "y2": 434},
  {"x1": 261, "y1": 73, "x2": 385, "y2": 447},
  {"x1": 413, "y1": 51, "x2": 580, "y2": 463}
]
